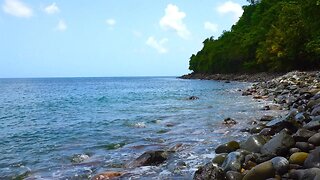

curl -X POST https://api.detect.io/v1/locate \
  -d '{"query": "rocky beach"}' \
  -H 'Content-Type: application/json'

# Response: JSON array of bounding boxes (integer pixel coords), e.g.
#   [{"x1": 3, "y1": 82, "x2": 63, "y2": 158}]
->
[
  {"x1": 93, "y1": 71, "x2": 320, "y2": 180},
  {"x1": 193, "y1": 71, "x2": 320, "y2": 180}
]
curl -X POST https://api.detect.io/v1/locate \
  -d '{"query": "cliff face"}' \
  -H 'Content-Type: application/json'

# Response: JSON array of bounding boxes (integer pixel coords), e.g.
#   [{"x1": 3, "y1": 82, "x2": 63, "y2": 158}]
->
[{"x1": 189, "y1": 0, "x2": 320, "y2": 74}]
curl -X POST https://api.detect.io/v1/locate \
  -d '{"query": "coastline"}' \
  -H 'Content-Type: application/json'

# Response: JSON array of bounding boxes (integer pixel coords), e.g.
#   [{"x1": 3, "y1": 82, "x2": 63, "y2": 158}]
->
[
  {"x1": 180, "y1": 72, "x2": 285, "y2": 83},
  {"x1": 94, "y1": 71, "x2": 320, "y2": 179},
  {"x1": 192, "y1": 71, "x2": 320, "y2": 179}
]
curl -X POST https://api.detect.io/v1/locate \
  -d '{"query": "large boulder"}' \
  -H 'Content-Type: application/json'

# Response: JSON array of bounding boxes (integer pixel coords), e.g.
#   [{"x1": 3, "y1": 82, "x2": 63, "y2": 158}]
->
[
  {"x1": 221, "y1": 152, "x2": 244, "y2": 172},
  {"x1": 260, "y1": 130, "x2": 295, "y2": 156},
  {"x1": 126, "y1": 150, "x2": 169, "y2": 167},
  {"x1": 240, "y1": 135, "x2": 267, "y2": 153},
  {"x1": 215, "y1": 141, "x2": 240, "y2": 154}
]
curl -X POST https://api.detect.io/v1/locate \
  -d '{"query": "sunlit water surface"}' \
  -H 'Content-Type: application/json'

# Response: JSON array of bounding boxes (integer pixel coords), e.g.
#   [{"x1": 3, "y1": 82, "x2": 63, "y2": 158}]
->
[{"x1": 0, "y1": 77, "x2": 282, "y2": 179}]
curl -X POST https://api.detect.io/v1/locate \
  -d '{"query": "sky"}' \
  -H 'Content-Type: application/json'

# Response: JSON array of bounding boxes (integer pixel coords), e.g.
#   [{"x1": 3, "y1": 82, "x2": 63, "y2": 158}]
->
[{"x1": 0, "y1": 0, "x2": 248, "y2": 78}]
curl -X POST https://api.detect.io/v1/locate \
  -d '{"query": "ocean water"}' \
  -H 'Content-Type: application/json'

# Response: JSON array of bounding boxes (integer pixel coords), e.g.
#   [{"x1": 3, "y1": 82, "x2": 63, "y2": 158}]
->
[{"x1": 0, "y1": 77, "x2": 279, "y2": 179}]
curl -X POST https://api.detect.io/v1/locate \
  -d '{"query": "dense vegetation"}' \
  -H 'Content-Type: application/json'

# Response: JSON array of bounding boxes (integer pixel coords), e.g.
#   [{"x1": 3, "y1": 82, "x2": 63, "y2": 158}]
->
[{"x1": 189, "y1": 0, "x2": 320, "y2": 73}]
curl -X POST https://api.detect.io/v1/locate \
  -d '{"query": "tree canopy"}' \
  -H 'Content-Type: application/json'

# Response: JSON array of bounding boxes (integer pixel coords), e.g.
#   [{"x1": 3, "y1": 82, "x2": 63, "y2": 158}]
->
[{"x1": 189, "y1": 0, "x2": 320, "y2": 74}]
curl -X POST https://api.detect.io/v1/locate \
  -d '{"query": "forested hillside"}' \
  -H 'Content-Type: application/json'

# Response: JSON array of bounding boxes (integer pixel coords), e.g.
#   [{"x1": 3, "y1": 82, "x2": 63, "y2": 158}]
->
[{"x1": 189, "y1": 0, "x2": 320, "y2": 73}]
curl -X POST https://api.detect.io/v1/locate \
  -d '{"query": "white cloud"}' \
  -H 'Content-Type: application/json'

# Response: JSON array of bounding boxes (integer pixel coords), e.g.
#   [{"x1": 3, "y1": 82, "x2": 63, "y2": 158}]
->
[
  {"x1": 217, "y1": 1, "x2": 243, "y2": 19},
  {"x1": 2, "y1": 0, "x2": 33, "y2": 18},
  {"x1": 56, "y1": 20, "x2": 67, "y2": 31},
  {"x1": 106, "y1": 18, "x2": 116, "y2": 26},
  {"x1": 44, "y1": 3, "x2": 59, "y2": 15},
  {"x1": 159, "y1": 4, "x2": 190, "y2": 39},
  {"x1": 204, "y1": 21, "x2": 218, "y2": 32},
  {"x1": 146, "y1": 36, "x2": 168, "y2": 54}
]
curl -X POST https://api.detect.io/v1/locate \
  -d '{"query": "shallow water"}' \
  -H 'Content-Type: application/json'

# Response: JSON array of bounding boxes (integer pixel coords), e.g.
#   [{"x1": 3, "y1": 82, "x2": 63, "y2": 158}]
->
[{"x1": 0, "y1": 77, "x2": 282, "y2": 179}]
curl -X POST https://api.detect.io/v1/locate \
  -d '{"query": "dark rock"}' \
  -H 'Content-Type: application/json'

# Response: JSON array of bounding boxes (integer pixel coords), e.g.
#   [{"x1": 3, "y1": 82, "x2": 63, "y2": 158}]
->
[
  {"x1": 240, "y1": 135, "x2": 267, "y2": 153},
  {"x1": 295, "y1": 142, "x2": 313, "y2": 152},
  {"x1": 215, "y1": 141, "x2": 240, "y2": 154},
  {"x1": 221, "y1": 152, "x2": 244, "y2": 172},
  {"x1": 293, "y1": 129, "x2": 316, "y2": 142},
  {"x1": 188, "y1": 96, "x2": 199, "y2": 100},
  {"x1": 266, "y1": 115, "x2": 300, "y2": 134},
  {"x1": 260, "y1": 130, "x2": 295, "y2": 156},
  {"x1": 260, "y1": 115, "x2": 274, "y2": 122},
  {"x1": 212, "y1": 153, "x2": 228, "y2": 166},
  {"x1": 226, "y1": 171, "x2": 243, "y2": 180},
  {"x1": 223, "y1": 118, "x2": 237, "y2": 126},
  {"x1": 303, "y1": 118, "x2": 320, "y2": 130},
  {"x1": 304, "y1": 147, "x2": 320, "y2": 168},
  {"x1": 259, "y1": 128, "x2": 275, "y2": 136},
  {"x1": 126, "y1": 150, "x2": 169, "y2": 167},
  {"x1": 256, "y1": 153, "x2": 276, "y2": 164},
  {"x1": 193, "y1": 163, "x2": 225, "y2": 180},
  {"x1": 250, "y1": 124, "x2": 266, "y2": 134},
  {"x1": 308, "y1": 133, "x2": 320, "y2": 146},
  {"x1": 289, "y1": 168, "x2": 320, "y2": 180}
]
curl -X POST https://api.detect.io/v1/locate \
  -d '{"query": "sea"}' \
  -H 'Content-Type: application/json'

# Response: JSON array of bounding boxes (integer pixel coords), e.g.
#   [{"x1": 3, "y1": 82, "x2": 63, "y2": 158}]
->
[{"x1": 0, "y1": 77, "x2": 281, "y2": 179}]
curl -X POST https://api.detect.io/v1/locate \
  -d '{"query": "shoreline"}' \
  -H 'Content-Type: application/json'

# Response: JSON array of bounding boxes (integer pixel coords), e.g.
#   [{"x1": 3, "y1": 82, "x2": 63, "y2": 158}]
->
[
  {"x1": 193, "y1": 71, "x2": 320, "y2": 179},
  {"x1": 180, "y1": 72, "x2": 287, "y2": 83},
  {"x1": 88, "y1": 71, "x2": 320, "y2": 179}
]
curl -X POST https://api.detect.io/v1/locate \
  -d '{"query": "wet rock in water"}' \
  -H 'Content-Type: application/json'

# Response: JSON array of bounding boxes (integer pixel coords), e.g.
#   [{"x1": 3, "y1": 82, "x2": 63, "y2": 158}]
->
[
  {"x1": 289, "y1": 152, "x2": 309, "y2": 165},
  {"x1": 127, "y1": 150, "x2": 169, "y2": 167},
  {"x1": 293, "y1": 129, "x2": 316, "y2": 142},
  {"x1": 289, "y1": 168, "x2": 320, "y2": 180},
  {"x1": 91, "y1": 172, "x2": 123, "y2": 180},
  {"x1": 259, "y1": 128, "x2": 275, "y2": 136},
  {"x1": 242, "y1": 160, "x2": 275, "y2": 180},
  {"x1": 260, "y1": 115, "x2": 274, "y2": 122},
  {"x1": 193, "y1": 163, "x2": 225, "y2": 180},
  {"x1": 215, "y1": 141, "x2": 240, "y2": 154},
  {"x1": 240, "y1": 135, "x2": 267, "y2": 153},
  {"x1": 221, "y1": 152, "x2": 244, "y2": 172},
  {"x1": 250, "y1": 124, "x2": 266, "y2": 134},
  {"x1": 71, "y1": 154, "x2": 90, "y2": 163},
  {"x1": 304, "y1": 147, "x2": 320, "y2": 168},
  {"x1": 308, "y1": 133, "x2": 320, "y2": 146},
  {"x1": 226, "y1": 171, "x2": 243, "y2": 180},
  {"x1": 212, "y1": 153, "x2": 228, "y2": 166},
  {"x1": 260, "y1": 130, "x2": 295, "y2": 156},
  {"x1": 295, "y1": 142, "x2": 313, "y2": 152},
  {"x1": 271, "y1": 156, "x2": 289, "y2": 174},
  {"x1": 223, "y1": 118, "x2": 237, "y2": 126},
  {"x1": 188, "y1": 96, "x2": 199, "y2": 100}
]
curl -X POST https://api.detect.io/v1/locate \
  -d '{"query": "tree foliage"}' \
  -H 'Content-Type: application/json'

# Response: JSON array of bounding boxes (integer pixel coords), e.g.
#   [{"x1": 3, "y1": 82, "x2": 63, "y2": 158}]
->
[{"x1": 189, "y1": 0, "x2": 320, "y2": 73}]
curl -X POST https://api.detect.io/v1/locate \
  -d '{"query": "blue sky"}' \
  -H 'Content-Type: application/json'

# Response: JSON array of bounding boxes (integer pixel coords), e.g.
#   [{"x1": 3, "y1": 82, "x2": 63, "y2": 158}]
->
[{"x1": 0, "y1": 0, "x2": 248, "y2": 78}]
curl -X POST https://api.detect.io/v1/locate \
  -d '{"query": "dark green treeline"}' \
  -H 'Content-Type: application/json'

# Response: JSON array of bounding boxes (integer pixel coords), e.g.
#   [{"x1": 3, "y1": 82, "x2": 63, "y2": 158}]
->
[{"x1": 189, "y1": 0, "x2": 320, "y2": 73}]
